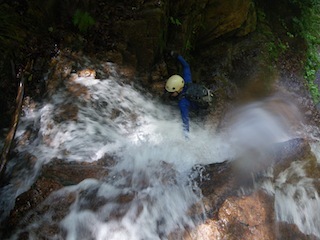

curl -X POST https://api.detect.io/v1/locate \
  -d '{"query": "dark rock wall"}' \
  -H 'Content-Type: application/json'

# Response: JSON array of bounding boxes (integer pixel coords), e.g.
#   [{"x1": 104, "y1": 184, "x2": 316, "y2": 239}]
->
[
  {"x1": 100, "y1": 0, "x2": 258, "y2": 87},
  {"x1": 2, "y1": 0, "x2": 308, "y2": 129}
]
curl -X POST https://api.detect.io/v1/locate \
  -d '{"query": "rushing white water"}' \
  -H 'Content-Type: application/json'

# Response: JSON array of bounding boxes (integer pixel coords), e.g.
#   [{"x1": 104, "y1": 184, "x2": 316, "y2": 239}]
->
[
  {"x1": 225, "y1": 96, "x2": 320, "y2": 238},
  {"x1": 0, "y1": 71, "x2": 233, "y2": 240},
  {"x1": 261, "y1": 159, "x2": 320, "y2": 238},
  {"x1": 1, "y1": 64, "x2": 320, "y2": 239}
]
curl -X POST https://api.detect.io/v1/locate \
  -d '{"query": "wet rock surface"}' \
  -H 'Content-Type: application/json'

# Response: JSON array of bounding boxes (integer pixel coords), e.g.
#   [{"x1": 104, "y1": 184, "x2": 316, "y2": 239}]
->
[
  {"x1": 188, "y1": 138, "x2": 320, "y2": 239},
  {"x1": 187, "y1": 191, "x2": 318, "y2": 240},
  {"x1": 1, "y1": 1, "x2": 320, "y2": 239},
  {"x1": 1, "y1": 158, "x2": 112, "y2": 239},
  {"x1": 2, "y1": 137, "x2": 319, "y2": 239},
  {"x1": 1, "y1": 46, "x2": 320, "y2": 239}
]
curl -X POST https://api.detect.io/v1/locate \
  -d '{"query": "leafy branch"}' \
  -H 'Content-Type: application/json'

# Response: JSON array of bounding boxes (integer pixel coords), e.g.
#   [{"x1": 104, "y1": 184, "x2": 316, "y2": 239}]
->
[
  {"x1": 169, "y1": 17, "x2": 182, "y2": 26},
  {"x1": 72, "y1": 9, "x2": 95, "y2": 33}
]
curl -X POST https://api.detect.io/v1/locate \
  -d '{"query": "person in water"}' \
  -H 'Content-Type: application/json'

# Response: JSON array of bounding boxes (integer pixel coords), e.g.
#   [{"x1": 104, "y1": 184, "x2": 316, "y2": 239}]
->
[{"x1": 165, "y1": 51, "x2": 213, "y2": 136}]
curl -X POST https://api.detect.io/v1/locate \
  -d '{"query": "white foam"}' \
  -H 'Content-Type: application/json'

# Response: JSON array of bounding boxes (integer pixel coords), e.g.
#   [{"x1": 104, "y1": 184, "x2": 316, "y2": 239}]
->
[
  {"x1": 1, "y1": 75, "x2": 230, "y2": 238},
  {"x1": 2, "y1": 72, "x2": 318, "y2": 239},
  {"x1": 273, "y1": 161, "x2": 320, "y2": 237}
]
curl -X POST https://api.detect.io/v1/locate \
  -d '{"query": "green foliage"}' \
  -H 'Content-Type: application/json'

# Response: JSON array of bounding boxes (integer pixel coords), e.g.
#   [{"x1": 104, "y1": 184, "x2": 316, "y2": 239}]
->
[
  {"x1": 256, "y1": 9, "x2": 289, "y2": 63},
  {"x1": 72, "y1": 9, "x2": 95, "y2": 33},
  {"x1": 257, "y1": 1, "x2": 320, "y2": 102},
  {"x1": 305, "y1": 46, "x2": 320, "y2": 102},
  {"x1": 169, "y1": 17, "x2": 182, "y2": 26},
  {"x1": 286, "y1": 31, "x2": 295, "y2": 38},
  {"x1": 185, "y1": 40, "x2": 193, "y2": 51},
  {"x1": 289, "y1": 0, "x2": 320, "y2": 102}
]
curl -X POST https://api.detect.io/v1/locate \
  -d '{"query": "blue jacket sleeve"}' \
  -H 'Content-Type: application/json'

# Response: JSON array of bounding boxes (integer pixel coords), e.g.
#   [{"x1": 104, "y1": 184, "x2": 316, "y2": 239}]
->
[
  {"x1": 177, "y1": 55, "x2": 192, "y2": 83},
  {"x1": 179, "y1": 98, "x2": 190, "y2": 132}
]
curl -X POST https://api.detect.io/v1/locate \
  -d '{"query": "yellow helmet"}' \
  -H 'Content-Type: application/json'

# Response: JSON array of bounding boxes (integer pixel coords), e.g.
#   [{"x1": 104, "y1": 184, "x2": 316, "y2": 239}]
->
[{"x1": 165, "y1": 75, "x2": 185, "y2": 92}]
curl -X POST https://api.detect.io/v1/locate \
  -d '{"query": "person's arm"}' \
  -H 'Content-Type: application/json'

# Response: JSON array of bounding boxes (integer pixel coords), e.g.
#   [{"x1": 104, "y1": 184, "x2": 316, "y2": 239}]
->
[
  {"x1": 177, "y1": 55, "x2": 192, "y2": 84},
  {"x1": 179, "y1": 98, "x2": 190, "y2": 133}
]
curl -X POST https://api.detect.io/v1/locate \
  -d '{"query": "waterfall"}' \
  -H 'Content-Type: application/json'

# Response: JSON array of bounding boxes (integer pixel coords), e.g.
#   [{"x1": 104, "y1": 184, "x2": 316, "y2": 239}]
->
[
  {"x1": 0, "y1": 69, "x2": 232, "y2": 239},
  {"x1": 225, "y1": 96, "x2": 320, "y2": 238},
  {"x1": 0, "y1": 61, "x2": 319, "y2": 239}
]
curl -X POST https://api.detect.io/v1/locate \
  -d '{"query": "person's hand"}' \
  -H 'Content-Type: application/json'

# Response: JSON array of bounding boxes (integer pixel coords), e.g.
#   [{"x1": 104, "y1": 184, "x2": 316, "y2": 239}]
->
[{"x1": 170, "y1": 50, "x2": 179, "y2": 59}]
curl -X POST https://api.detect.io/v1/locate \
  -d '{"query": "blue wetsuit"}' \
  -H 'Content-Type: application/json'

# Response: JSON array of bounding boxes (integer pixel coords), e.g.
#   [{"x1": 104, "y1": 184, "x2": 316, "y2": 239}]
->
[{"x1": 176, "y1": 55, "x2": 198, "y2": 133}]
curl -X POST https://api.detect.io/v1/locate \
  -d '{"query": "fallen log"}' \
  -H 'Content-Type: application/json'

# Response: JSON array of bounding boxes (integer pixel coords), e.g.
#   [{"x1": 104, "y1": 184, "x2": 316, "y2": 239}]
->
[{"x1": 0, "y1": 60, "x2": 33, "y2": 180}]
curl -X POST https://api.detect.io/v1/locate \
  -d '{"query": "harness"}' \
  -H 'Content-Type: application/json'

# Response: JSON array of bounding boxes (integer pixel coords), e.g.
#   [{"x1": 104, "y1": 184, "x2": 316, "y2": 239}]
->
[{"x1": 180, "y1": 83, "x2": 214, "y2": 108}]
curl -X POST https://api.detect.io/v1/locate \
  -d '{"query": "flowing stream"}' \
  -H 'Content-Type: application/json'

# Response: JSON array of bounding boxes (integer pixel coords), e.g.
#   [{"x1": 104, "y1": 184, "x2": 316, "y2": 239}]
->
[
  {"x1": 0, "y1": 62, "x2": 320, "y2": 239},
  {"x1": 0, "y1": 67, "x2": 232, "y2": 240}
]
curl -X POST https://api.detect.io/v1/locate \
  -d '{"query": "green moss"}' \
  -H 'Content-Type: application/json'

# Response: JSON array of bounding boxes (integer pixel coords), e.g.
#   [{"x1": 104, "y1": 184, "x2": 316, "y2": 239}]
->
[
  {"x1": 290, "y1": 0, "x2": 320, "y2": 102},
  {"x1": 256, "y1": 0, "x2": 320, "y2": 102}
]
